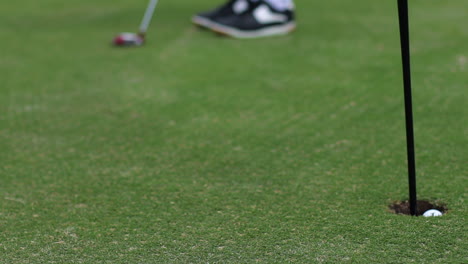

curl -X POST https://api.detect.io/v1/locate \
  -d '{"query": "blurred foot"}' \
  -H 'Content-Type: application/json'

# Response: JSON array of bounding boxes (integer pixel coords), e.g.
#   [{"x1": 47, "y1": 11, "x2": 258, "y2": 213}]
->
[
  {"x1": 193, "y1": 0, "x2": 295, "y2": 38},
  {"x1": 192, "y1": 0, "x2": 252, "y2": 29}
]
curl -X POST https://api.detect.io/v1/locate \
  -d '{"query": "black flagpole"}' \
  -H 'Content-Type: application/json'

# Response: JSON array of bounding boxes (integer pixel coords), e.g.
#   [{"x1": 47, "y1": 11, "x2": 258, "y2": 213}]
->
[{"x1": 397, "y1": 0, "x2": 417, "y2": 216}]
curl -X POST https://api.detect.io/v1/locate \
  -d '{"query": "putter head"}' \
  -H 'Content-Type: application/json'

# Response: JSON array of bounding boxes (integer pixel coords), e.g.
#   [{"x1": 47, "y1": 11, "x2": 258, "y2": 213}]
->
[{"x1": 113, "y1": 32, "x2": 145, "y2": 47}]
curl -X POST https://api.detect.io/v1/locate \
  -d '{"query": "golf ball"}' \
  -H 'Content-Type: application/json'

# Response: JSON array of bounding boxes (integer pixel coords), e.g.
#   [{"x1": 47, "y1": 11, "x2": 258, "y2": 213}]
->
[{"x1": 423, "y1": 209, "x2": 443, "y2": 217}]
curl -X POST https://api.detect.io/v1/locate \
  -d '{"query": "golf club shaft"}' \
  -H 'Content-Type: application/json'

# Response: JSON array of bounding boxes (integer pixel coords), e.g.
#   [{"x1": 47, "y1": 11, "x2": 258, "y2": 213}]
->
[
  {"x1": 397, "y1": 0, "x2": 417, "y2": 216},
  {"x1": 139, "y1": 0, "x2": 159, "y2": 35}
]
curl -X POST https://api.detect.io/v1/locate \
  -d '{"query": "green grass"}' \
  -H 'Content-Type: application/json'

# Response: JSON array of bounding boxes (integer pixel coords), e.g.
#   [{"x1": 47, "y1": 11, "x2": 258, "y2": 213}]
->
[{"x1": 1, "y1": 0, "x2": 467, "y2": 263}]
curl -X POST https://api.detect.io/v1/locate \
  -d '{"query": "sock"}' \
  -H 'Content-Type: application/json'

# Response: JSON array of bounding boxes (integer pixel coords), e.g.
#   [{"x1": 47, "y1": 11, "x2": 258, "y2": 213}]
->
[{"x1": 263, "y1": 0, "x2": 294, "y2": 11}]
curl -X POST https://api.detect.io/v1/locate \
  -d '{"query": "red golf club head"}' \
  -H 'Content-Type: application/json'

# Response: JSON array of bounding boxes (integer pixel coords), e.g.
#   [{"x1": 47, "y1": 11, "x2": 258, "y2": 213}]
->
[{"x1": 113, "y1": 33, "x2": 145, "y2": 47}]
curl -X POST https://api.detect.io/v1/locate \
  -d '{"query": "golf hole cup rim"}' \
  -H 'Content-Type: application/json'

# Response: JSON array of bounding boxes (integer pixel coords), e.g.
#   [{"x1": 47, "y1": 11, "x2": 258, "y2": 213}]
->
[{"x1": 389, "y1": 200, "x2": 447, "y2": 216}]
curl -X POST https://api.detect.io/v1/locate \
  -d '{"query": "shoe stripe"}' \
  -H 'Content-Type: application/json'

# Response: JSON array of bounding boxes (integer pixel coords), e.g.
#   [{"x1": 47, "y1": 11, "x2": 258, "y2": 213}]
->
[
  {"x1": 253, "y1": 4, "x2": 288, "y2": 24},
  {"x1": 233, "y1": 0, "x2": 249, "y2": 14}
]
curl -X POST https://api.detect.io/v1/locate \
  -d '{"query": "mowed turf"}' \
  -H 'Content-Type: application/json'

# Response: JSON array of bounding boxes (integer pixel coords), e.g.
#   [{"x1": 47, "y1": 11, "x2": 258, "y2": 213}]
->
[{"x1": 0, "y1": 0, "x2": 466, "y2": 263}]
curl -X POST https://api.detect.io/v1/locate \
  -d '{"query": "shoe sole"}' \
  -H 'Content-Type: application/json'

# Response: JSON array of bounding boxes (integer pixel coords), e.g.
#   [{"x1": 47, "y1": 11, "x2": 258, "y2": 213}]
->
[
  {"x1": 192, "y1": 15, "x2": 296, "y2": 39},
  {"x1": 192, "y1": 16, "x2": 217, "y2": 30}
]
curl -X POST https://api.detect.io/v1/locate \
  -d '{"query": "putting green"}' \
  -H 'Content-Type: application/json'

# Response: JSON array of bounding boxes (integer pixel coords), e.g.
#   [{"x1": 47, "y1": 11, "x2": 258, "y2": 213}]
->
[{"x1": 0, "y1": 0, "x2": 466, "y2": 263}]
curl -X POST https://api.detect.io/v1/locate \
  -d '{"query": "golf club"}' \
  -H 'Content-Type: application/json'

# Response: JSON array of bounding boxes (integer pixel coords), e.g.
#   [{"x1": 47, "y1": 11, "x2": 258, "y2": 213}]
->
[
  {"x1": 113, "y1": 0, "x2": 159, "y2": 47},
  {"x1": 397, "y1": 0, "x2": 418, "y2": 216}
]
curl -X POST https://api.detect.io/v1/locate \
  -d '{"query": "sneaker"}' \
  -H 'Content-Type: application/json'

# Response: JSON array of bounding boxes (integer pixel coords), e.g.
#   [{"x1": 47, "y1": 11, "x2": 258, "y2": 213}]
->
[
  {"x1": 208, "y1": 0, "x2": 296, "y2": 38},
  {"x1": 192, "y1": 0, "x2": 253, "y2": 30}
]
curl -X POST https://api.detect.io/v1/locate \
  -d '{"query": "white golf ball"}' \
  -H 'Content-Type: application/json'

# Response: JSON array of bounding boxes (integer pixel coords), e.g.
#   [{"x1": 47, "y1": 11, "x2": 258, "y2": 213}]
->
[{"x1": 423, "y1": 209, "x2": 443, "y2": 217}]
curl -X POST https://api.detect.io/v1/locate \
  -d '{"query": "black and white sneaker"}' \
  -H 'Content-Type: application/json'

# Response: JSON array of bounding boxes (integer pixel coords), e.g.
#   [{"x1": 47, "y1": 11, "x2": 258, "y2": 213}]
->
[
  {"x1": 208, "y1": 0, "x2": 296, "y2": 38},
  {"x1": 192, "y1": 0, "x2": 253, "y2": 30}
]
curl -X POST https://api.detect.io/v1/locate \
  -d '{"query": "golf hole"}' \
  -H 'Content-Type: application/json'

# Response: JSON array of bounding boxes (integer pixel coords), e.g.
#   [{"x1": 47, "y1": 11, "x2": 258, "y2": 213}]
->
[{"x1": 389, "y1": 200, "x2": 447, "y2": 216}]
